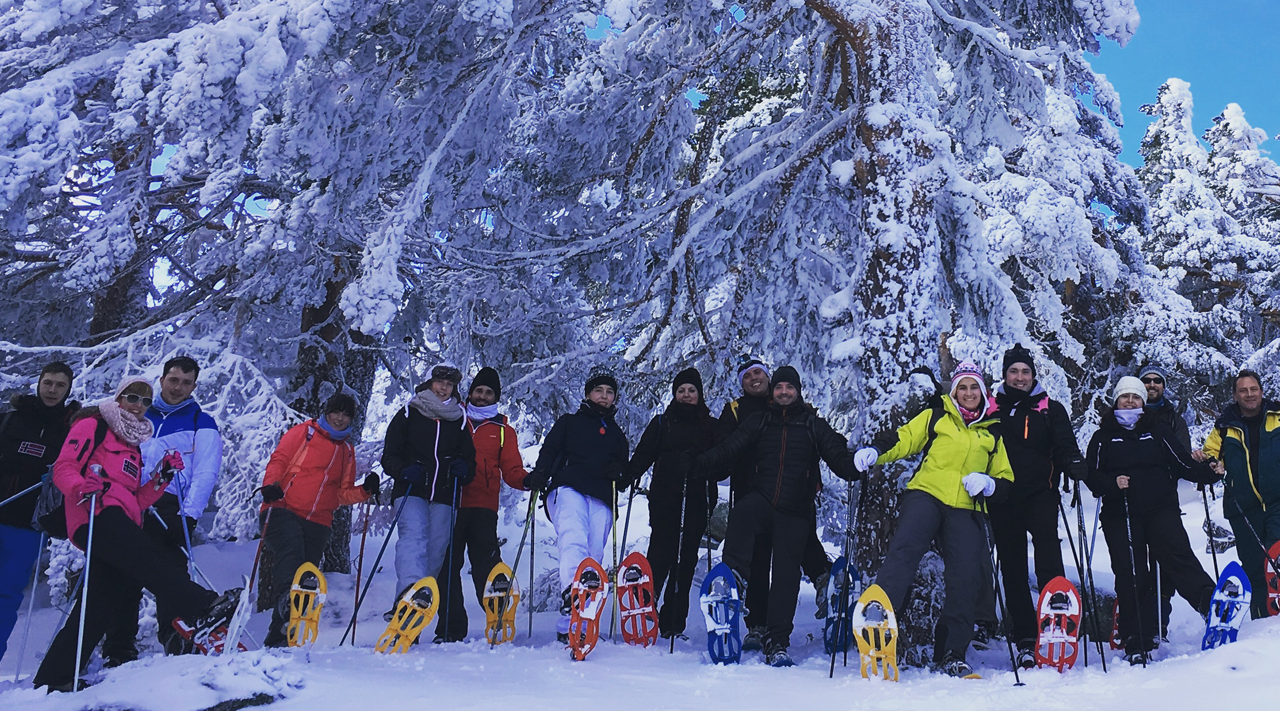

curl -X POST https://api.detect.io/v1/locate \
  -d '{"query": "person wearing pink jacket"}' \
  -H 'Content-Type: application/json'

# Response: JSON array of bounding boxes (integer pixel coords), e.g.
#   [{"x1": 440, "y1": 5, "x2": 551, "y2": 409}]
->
[{"x1": 33, "y1": 377, "x2": 239, "y2": 693}]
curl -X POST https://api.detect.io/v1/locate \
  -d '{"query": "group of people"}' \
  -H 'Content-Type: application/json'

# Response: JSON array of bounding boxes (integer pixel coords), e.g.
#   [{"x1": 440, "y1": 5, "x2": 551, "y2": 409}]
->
[{"x1": 0, "y1": 348, "x2": 1276, "y2": 689}]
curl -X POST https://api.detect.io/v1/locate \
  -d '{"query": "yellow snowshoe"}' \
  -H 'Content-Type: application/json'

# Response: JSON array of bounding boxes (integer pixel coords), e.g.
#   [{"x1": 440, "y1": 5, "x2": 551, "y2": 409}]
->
[
  {"x1": 852, "y1": 584, "x2": 899, "y2": 681},
  {"x1": 376, "y1": 577, "x2": 440, "y2": 653},
  {"x1": 483, "y1": 562, "x2": 520, "y2": 646},
  {"x1": 287, "y1": 563, "x2": 326, "y2": 647}
]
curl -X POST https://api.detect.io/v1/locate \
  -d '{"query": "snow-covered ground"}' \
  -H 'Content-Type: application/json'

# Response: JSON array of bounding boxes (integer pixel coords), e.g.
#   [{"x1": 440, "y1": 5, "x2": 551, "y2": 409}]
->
[{"x1": 3, "y1": 483, "x2": 1278, "y2": 711}]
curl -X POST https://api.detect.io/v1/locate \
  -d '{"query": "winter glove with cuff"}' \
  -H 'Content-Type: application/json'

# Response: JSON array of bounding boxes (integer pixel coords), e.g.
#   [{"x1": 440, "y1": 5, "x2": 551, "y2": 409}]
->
[
  {"x1": 361, "y1": 474, "x2": 381, "y2": 502},
  {"x1": 399, "y1": 462, "x2": 427, "y2": 485},
  {"x1": 962, "y1": 472, "x2": 997, "y2": 499},
  {"x1": 1066, "y1": 459, "x2": 1087, "y2": 482},
  {"x1": 260, "y1": 483, "x2": 285, "y2": 503},
  {"x1": 447, "y1": 458, "x2": 471, "y2": 481},
  {"x1": 75, "y1": 476, "x2": 108, "y2": 502},
  {"x1": 853, "y1": 447, "x2": 880, "y2": 473}
]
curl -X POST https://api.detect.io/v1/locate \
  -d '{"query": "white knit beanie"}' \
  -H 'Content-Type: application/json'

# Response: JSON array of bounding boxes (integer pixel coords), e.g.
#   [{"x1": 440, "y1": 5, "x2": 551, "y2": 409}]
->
[{"x1": 1111, "y1": 376, "x2": 1146, "y2": 405}]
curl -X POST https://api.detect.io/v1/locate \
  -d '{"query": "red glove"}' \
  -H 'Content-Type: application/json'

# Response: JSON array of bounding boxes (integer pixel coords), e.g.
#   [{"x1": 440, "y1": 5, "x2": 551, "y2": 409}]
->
[
  {"x1": 75, "y1": 476, "x2": 107, "y2": 501},
  {"x1": 161, "y1": 451, "x2": 185, "y2": 474}
]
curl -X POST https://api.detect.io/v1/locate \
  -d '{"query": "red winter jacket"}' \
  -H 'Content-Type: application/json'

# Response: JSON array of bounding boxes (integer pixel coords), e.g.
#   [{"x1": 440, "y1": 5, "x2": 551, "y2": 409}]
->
[
  {"x1": 54, "y1": 414, "x2": 167, "y2": 547},
  {"x1": 260, "y1": 420, "x2": 369, "y2": 527},
  {"x1": 459, "y1": 415, "x2": 528, "y2": 510}
]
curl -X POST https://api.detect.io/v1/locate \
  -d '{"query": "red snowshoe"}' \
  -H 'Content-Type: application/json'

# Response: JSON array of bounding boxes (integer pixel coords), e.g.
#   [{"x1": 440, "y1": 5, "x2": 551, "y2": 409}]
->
[
  {"x1": 1034, "y1": 576, "x2": 1081, "y2": 672},
  {"x1": 568, "y1": 558, "x2": 609, "y2": 661},
  {"x1": 617, "y1": 551, "x2": 659, "y2": 647}
]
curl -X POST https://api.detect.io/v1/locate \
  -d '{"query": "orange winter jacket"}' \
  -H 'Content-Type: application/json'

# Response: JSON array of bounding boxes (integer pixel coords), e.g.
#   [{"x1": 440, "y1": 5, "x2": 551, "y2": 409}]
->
[
  {"x1": 260, "y1": 420, "x2": 368, "y2": 527},
  {"x1": 459, "y1": 415, "x2": 528, "y2": 511}
]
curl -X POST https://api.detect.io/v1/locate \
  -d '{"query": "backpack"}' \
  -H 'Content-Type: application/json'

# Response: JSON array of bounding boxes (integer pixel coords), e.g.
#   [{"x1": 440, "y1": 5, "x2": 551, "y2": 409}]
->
[{"x1": 32, "y1": 418, "x2": 109, "y2": 539}]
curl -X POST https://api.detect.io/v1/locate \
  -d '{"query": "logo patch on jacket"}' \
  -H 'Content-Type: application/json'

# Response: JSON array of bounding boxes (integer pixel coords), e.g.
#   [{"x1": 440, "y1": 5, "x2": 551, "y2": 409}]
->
[
  {"x1": 122, "y1": 458, "x2": 141, "y2": 479},
  {"x1": 17, "y1": 441, "x2": 47, "y2": 457}
]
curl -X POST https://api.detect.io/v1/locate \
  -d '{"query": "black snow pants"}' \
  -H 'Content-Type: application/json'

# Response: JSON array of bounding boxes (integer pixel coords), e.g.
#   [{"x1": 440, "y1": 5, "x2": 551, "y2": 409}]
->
[
  {"x1": 723, "y1": 492, "x2": 812, "y2": 649},
  {"x1": 646, "y1": 484, "x2": 710, "y2": 636},
  {"x1": 989, "y1": 487, "x2": 1065, "y2": 648},
  {"x1": 260, "y1": 508, "x2": 331, "y2": 647},
  {"x1": 435, "y1": 507, "x2": 502, "y2": 642}
]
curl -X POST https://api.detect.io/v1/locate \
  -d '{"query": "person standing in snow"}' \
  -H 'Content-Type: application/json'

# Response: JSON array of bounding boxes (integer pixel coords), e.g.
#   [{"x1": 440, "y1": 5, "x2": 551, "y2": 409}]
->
[
  {"x1": 715, "y1": 357, "x2": 832, "y2": 652},
  {"x1": 697, "y1": 365, "x2": 856, "y2": 667},
  {"x1": 625, "y1": 367, "x2": 718, "y2": 640},
  {"x1": 851, "y1": 362, "x2": 1014, "y2": 678},
  {"x1": 104, "y1": 356, "x2": 225, "y2": 661},
  {"x1": 1136, "y1": 363, "x2": 1188, "y2": 638},
  {"x1": 434, "y1": 367, "x2": 528, "y2": 642},
  {"x1": 1086, "y1": 377, "x2": 1222, "y2": 665},
  {"x1": 33, "y1": 377, "x2": 239, "y2": 692},
  {"x1": 258, "y1": 393, "x2": 378, "y2": 647},
  {"x1": 1200, "y1": 369, "x2": 1279, "y2": 619},
  {"x1": 382, "y1": 364, "x2": 476, "y2": 615},
  {"x1": 987, "y1": 344, "x2": 1085, "y2": 667},
  {"x1": 0, "y1": 362, "x2": 77, "y2": 663},
  {"x1": 526, "y1": 370, "x2": 630, "y2": 644}
]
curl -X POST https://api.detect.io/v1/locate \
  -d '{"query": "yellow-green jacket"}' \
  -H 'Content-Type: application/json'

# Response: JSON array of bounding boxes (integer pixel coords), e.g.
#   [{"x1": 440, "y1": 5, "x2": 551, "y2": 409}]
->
[
  {"x1": 1203, "y1": 400, "x2": 1280, "y2": 516},
  {"x1": 872, "y1": 394, "x2": 1015, "y2": 511}
]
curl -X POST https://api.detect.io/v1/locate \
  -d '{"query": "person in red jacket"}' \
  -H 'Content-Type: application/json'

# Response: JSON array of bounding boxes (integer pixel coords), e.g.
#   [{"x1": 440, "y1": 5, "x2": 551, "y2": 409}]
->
[
  {"x1": 258, "y1": 393, "x2": 378, "y2": 647},
  {"x1": 434, "y1": 368, "x2": 528, "y2": 642},
  {"x1": 34, "y1": 377, "x2": 237, "y2": 692}
]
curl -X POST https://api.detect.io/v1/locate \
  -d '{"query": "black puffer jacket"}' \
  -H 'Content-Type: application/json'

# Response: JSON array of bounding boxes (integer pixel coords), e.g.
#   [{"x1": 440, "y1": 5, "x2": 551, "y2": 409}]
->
[
  {"x1": 0, "y1": 394, "x2": 77, "y2": 529},
  {"x1": 532, "y1": 400, "x2": 630, "y2": 506},
  {"x1": 626, "y1": 401, "x2": 718, "y2": 510},
  {"x1": 382, "y1": 405, "x2": 476, "y2": 506},
  {"x1": 992, "y1": 384, "x2": 1082, "y2": 495},
  {"x1": 1086, "y1": 410, "x2": 1218, "y2": 519},
  {"x1": 716, "y1": 393, "x2": 770, "y2": 499},
  {"x1": 699, "y1": 401, "x2": 856, "y2": 517}
]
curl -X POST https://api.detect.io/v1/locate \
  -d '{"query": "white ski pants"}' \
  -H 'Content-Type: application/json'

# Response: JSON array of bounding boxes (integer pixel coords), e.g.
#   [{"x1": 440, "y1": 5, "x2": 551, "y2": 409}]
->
[{"x1": 548, "y1": 487, "x2": 613, "y2": 633}]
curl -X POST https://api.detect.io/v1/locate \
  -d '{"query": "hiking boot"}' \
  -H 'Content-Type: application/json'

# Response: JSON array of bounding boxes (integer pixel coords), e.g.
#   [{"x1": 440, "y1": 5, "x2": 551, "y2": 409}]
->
[
  {"x1": 742, "y1": 626, "x2": 767, "y2": 652},
  {"x1": 556, "y1": 631, "x2": 569, "y2": 645},
  {"x1": 813, "y1": 571, "x2": 830, "y2": 620},
  {"x1": 1016, "y1": 646, "x2": 1036, "y2": 670},
  {"x1": 938, "y1": 652, "x2": 979, "y2": 679},
  {"x1": 764, "y1": 639, "x2": 794, "y2": 668},
  {"x1": 1125, "y1": 649, "x2": 1150, "y2": 666},
  {"x1": 195, "y1": 589, "x2": 242, "y2": 634}
]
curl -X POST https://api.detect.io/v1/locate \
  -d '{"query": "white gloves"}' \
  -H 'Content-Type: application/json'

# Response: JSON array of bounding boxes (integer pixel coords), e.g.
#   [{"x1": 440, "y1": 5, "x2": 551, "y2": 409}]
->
[
  {"x1": 853, "y1": 447, "x2": 880, "y2": 473},
  {"x1": 962, "y1": 472, "x2": 996, "y2": 499}
]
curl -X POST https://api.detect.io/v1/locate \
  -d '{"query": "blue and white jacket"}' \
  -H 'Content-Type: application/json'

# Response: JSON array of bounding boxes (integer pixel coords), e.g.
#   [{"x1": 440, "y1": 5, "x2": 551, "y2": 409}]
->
[{"x1": 140, "y1": 398, "x2": 224, "y2": 520}]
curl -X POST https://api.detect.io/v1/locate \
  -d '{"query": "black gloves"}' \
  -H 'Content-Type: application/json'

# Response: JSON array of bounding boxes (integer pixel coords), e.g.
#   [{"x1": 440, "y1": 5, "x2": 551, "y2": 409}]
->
[
  {"x1": 361, "y1": 474, "x2": 381, "y2": 502},
  {"x1": 260, "y1": 484, "x2": 284, "y2": 503},
  {"x1": 448, "y1": 458, "x2": 471, "y2": 481},
  {"x1": 524, "y1": 470, "x2": 550, "y2": 492},
  {"x1": 399, "y1": 462, "x2": 426, "y2": 485},
  {"x1": 1067, "y1": 459, "x2": 1087, "y2": 482}
]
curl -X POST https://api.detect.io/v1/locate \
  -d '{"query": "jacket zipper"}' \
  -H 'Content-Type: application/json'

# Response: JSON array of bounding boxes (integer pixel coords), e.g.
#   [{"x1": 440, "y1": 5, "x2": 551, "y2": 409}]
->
[{"x1": 773, "y1": 412, "x2": 787, "y2": 505}]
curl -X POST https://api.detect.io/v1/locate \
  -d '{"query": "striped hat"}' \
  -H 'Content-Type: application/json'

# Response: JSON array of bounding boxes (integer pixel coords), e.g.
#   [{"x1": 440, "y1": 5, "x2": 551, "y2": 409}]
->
[{"x1": 949, "y1": 361, "x2": 989, "y2": 401}]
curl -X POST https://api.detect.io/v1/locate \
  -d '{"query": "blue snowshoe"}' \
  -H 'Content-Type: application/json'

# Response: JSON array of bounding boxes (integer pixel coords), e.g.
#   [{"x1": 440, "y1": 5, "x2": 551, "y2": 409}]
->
[
  {"x1": 1203, "y1": 561, "x2": 1251, "y2": 650},
  {"x1": 700, "y1": 562, "x2": 742, "y2": 664},
  {"x1": 823, "y1": 556, "x2": 860, "y2": 655}
]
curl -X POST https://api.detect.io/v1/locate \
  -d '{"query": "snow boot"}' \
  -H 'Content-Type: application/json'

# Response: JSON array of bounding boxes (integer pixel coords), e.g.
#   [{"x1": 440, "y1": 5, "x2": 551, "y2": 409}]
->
[
  {"x1": 195, "y1": 588, "x2": 243, "y2": 634},
  {"x1": 556, "y1": 632, "x2": 569, "y2": 645},
  {"x1": 1125, "y1": 649, "x2": 1150, "y2": 666},
  {"x1": 1016, "y1": 643, "x2": 1036, "y2": 670},
  {"x1": 764, "y1": 640, "x2": 795, "y2": 668},
  {"x1": 742, "y1": 626, "x2": 767, "y2": 652},
  {"x1": 938, "y1": 652, "x2": 980, "y2": 679},
  {"x1": 813, "y1": 571, "x2": 830, "y2": 620}
]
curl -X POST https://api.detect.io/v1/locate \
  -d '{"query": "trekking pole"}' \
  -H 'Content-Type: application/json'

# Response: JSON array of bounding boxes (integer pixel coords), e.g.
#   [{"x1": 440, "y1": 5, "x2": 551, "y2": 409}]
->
[
  {"x1": 1200, "y1": 486, "x2": 1220, "y2": 580},
  {"x1": 73, "y1": 471, "x2": 103, "y2": 693},
  {"x1": 0, "y1": 481, "x2": 42, "y2": 510},
  {"x1": 12, "y1": 532, "x2": 45, "y2": 683},
  {"x1": 670, "y1": 469, "x2": 691, "y2": 654},
  {"x1": 1088, "y1": 495, "x2": 1102, "y2": 570},
  {"x1": 609, "y1": 481, "x2": 620, "y2": 641},
  {"x1": 340, "y1": 494, "x2": 410, "y2": 646},
  {"x1": 442, "y1": 478, "x2": 461, "y2": 642},
  {"x1": 1069, "y1": 487, "x2": 1107, "y2": 671},
  {"x1": 1120, "y1": 491, "x2": 1147, "y2": 667},
  {"x1": 830, "y1": 479, "x2": 855, "y2": 679},
  {"x1": 978, "y1": 498, "x2": 1024, "y2": 686},
  {"x1": 529, "y1": 494, "x2": 537, "y2": 638},
  {"x1": 618, "y1": 483, "x2": 637, "y2": 561},
  {"x1": 496, "y1": 494, "x2": 538, "y2": 647},
  {"x1": 353, "y1": 501, "x2": 372, "y2": 642},
  {"x1": 1059, "y1": 494, "x2": 1093, "y2": 669},
  {"x1": 1225, "y1": 488, "x2": 1280, "y2": 582},
  {"x1": 147, "y1": 507, "x2": 216, "y2": 589}
]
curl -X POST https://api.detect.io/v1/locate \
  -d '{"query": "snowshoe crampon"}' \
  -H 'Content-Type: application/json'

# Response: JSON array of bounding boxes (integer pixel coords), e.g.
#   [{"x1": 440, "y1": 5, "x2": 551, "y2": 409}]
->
[
  {"x1": 376, "y1": 577, "x2": 440, "y2": 653},
  {"x1": 823, "y1": 556, "x2": 860, "y2": 656},
  {"x1": 1266, "y1": 541, "x2": 1280, "y2": 617},
  {"x1": 568, "y1": 558, "x2": 609, "y2": 661},
  {"x1": 1034, "y1": 576, "x2": 1081, "y2": 672},
  {"x1": 618, "y1": 551, "x2": 659, "y2": 648},
  {"x1": 851, "y1": 584, "x2": 898, "y2": 681},
  {"x1": 287, "y1": 563, "x2": 326, "y2": 647},
  {"x1": 483, "y1": 562, "x2": 520, "y2": 646},
  {"x1": 699, "y1": 562, "x2": 742, "y2": 665},
  {"x1": 1203, "y1": 561, "x2": 1252, "y2": 650},
  {"x1": 171, "y1": 584, "x2": 248, "y2": 656},
  {"x1": 1109, "y1": 598, "x2": 1123, "y2": 650}
]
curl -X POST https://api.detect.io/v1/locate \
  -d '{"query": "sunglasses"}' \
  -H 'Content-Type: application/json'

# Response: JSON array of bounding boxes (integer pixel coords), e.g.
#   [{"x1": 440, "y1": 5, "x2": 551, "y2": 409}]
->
[
  {"x1": 1140, "y1": 377, "x2": 1164, "y2": 385},
  {"x1": 122, "y1": 393, "x2": 153, "y2": 407}
]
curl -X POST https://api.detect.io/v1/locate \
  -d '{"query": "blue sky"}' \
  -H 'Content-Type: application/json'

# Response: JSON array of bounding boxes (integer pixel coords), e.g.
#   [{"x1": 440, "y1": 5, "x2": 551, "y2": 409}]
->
[{"x1": 1090, "y1": 0, "x2": 1279, "y2": 167}]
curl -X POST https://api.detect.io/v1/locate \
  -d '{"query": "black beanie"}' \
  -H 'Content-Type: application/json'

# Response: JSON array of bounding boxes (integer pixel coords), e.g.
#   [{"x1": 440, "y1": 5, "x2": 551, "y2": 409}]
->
[
  {"x1": 584, "y1": 369, "x2": 619, "y2": 396},
  {"x1": 672, "y1": 367, "x2": 704, "y2": 402},
  {"x1": 770, "y1": 365, "x2": 803, "y2": 399},
  {"x1": 324, "y1": 392, "x2": 357, "y2": 419},
  {"x1": 1002, "y1": 343, "x2": 1036, "y2": 379},
  {"x1": 469, "y1": 367, "x2": 502, "y2": 401}
]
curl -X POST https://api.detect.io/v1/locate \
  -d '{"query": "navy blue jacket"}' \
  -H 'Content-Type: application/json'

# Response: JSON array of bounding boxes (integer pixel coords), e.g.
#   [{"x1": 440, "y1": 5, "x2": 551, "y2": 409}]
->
[{"x1": 533, "y1": 401, "x2": 630, "y2": 506}]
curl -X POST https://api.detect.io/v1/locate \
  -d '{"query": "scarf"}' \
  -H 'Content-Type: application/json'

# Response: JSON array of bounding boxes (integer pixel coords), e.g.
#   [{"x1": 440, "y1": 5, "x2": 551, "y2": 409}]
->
[
  {"x1": 152, "y1": 396, "x2": 192, "y2": 416},
  {"x1": 958, "y1": 403, "x2": 982, "y2": 425},
  {"x1": 466, "y1": 402, "x2": 500, "y2": 422},
  {"x1": 1114, "y1": 408, "x2": 1142, "y2": 430},
  {"x1": 99, "y1": 400, "x2": 154, "y2": 446},
  {"x1": 317, "y1": 416, "x2": 353, "y2": 441},
  {"x1": 410, "y1": 391, "x2": 464, "y2": 421}
]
